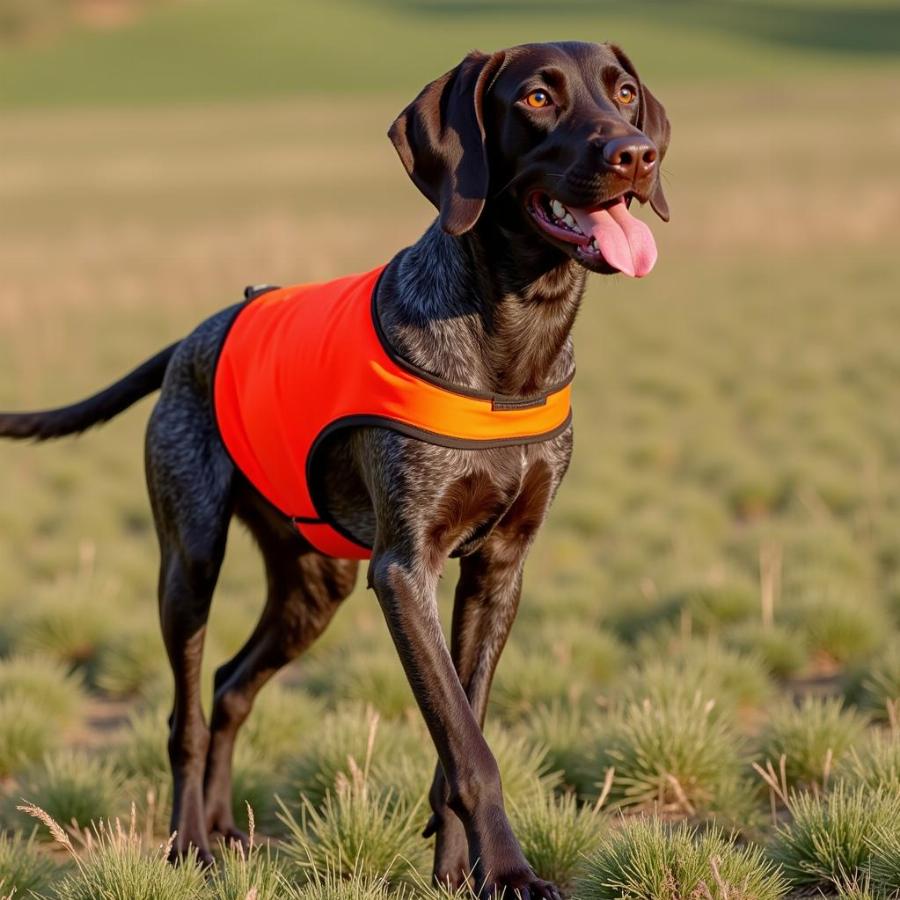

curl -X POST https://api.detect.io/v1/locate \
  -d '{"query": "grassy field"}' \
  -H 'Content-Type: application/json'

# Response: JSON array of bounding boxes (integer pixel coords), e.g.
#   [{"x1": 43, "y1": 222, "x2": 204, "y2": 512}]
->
[{"x1": 1, "y1": 1, "x2": 900, "y2": 897}]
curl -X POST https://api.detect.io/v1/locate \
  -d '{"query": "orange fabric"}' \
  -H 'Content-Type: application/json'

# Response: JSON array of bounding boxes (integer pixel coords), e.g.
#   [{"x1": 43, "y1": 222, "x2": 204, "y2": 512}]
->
[{"x1": 214, "y1": 265, "x2": 572, "y2": 559}]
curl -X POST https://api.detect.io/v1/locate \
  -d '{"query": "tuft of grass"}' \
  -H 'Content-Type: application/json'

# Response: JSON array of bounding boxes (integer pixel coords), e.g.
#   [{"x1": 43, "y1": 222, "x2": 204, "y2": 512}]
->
[
  {"x1": 207, "y1": 807, "x2": 287, "y2": 899},
  {"x1": 239, "y1": 683, "x2": 324, "y2": 766},
  {"x1": 229, "y1": 743, "x2": 283, "y2": 834},
  {"x1": 834, "y1": 730, "x2": 900, "y2": 791},
  {"x1": 0, "y1": 694, "x2": 58, "y2": 778},
  {"x1": 592, "y1": 688, "x2": 754, "y2": 826},
  {"x1": 771, "y1": 784, "x2": 900, "y2": 890},
  {"x1": 575, "y1": 817, "x2": 789, "y2": 899},
  {"x1": 18, "y1": 802, "x2": 209, "y2": 900},
  {"x1": 286, "y1": 705, "x2": 431, "y2": 809},
  {"x1": 723, "y1": 622, "x2": 810, "y2": 680},
  {"x1": 3, "y1": 750, "x2": 125, "y2": 836},
  {"x1": 0, "y1": 830, "x2": 60, "y2": 898},
  {"x1": 510, "y1": 791, "x2": 606, "y2": 891},
  {"x1": 110, "y1": 705, "x2": 170, "y2": 782},
  {"x1": 491, "y1": 641, "x2": 592, "y2": 721},
  {"x1": 306, "y1": 649, "x2": 415, "y2": 719},
  {"x1": 482, "y1": 723, "x2": 562, "y2": 808},
  {"x1": 518, "y1": 703, "x2": 595, "y2": 797},
  {"x1": 757, "y1": 697, "x2": 868, "y2": 791},
  {"x1": 95, "y1": 623, "x2": 168, "y2": 699},
  {"x1": 0, "y1": 653, "x2": 85, "y2": 726},
  {"x1": 279, "y1": 762, "x2": 427, "y2": 886},
  {"x1": 868, "y1": 816, "x2": 900, "y2": 899},
  {"x1": 835, "y1": 875, "x2": 880, "y2": 900},
  {"x1": 844, "y1": 637, "x2": 900, "y2": 722},
  {"x1": 623, "y1": 642, "x2": 773, "y2": 714},
  {"x1": 785, "y1": 591, "x2": 890, "y2": 666},
  {"x1": 279, "y1": 865, "x2": 401, "y2": 900},
  {"x1": 18, "y1": 571, "x2": 122, "y2": 682}
]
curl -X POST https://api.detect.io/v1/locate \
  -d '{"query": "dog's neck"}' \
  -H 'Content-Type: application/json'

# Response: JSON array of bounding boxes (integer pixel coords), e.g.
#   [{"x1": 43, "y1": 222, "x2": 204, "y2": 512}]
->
[{"x1": 378, "y1": 219, "x2": 586, "y2": 398}]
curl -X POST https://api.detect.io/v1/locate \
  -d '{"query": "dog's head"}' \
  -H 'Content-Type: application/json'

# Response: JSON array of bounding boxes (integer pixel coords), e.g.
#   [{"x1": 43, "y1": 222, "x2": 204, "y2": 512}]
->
[{"x1": 389, "y1": 41, "x2": 670, "y2": 278}]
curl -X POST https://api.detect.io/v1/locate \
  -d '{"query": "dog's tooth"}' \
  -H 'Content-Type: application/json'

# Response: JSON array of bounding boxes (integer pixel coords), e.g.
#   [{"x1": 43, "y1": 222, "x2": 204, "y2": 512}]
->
[{"x1": 550, "y1": 200, "x2": 565, "y2": 218}]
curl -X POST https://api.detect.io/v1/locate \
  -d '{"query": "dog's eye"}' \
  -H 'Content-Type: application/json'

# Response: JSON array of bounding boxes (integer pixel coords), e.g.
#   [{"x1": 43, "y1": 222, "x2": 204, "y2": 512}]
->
[
  {"x1": 524, "y1": 89, "x2": 552, "y2": 109},
  {"x1": 616, "y1": 84, "x2": 638, "y2": 105}
]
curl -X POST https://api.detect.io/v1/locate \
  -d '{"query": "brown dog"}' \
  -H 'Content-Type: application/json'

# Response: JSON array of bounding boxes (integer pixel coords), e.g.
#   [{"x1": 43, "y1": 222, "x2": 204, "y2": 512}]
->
[{"x1": 0, "y1": 42, "x2": 669, "y2": 898}]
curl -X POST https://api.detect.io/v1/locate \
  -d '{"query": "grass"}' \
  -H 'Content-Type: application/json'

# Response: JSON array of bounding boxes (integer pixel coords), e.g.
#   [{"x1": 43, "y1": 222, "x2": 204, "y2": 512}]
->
[
  {"x1": 575, "y1": 818, "x2": 789, "y2": 899},
  {"x1": 2, "y1": 751, "x2": 124, "y2": 837},
  {"x1": 0, "y1": 653, "x2": 84, "y2": 725},
  {"x1": 510, "y1": 791, "x2": 606, "y2": 891},
  {"x1": 592, "y1": 687, "x2": 754, "y2": 826},
  {"x1": 845, "y1": 637, "x2": 900, "y2": 721},
  {"x1": 868, "y1": 817, "x2": 900, "y2": 899},
  {"x1": 834, "y1": 730, "x2": 900, "y2": 791},
  {"x1": 3, "y1": 0, "x2": 900, "y2": 109},
  {"x1": 0, "y1": 694, "x2": 59, "y2": 778},
  {"x1": 206, "y1": 812, "x2": 287, "y2": 900},
  {"x1": 0, "y1": 830, "x2": 61, "y2": 899},
  {"x1": 279, "y1": 768, "x2": 427, "y2": 886},
  {"x1": 21, "y1": 803, "x2": 210, "y2": 900},
  {"x1": 0, "y1": 2, "x2": 899, "y2": 896},
  {"x1": 757, "y1": 697, "x2": 869, "y2": 792},
  {"x1": 771, "y1": 784, "x2": 900, "y2": 891}
]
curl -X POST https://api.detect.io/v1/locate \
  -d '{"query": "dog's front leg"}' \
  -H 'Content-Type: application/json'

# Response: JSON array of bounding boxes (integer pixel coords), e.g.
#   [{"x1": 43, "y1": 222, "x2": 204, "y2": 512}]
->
[
  {"x1": 369, "y1": 548, "x2": 559, "y2": 900},
  {"x1": 423, "y1": 540, "x2": 528, "y2": 888}
]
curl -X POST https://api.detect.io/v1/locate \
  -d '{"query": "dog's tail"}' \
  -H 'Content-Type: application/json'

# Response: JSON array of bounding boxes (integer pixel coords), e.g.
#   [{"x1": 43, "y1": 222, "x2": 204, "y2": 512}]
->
[{"x1": 0, "y1": 342, "x2": 181, "y2": 441}]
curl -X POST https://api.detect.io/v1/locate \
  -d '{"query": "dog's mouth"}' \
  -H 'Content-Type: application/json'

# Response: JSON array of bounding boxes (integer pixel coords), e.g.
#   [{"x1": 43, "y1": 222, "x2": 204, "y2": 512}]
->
[{"x1": 527, "y1": 191, "x2": 657, "y2": 278}]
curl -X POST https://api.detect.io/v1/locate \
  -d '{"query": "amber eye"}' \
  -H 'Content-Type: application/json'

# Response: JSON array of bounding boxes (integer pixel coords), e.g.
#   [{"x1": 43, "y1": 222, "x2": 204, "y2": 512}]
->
[
  {"x1": 616, "y1": 84, "x2": 637, "y2": 105},
  {"x1": 524, "y1": 89, "x2": 552, "y2": 109}
]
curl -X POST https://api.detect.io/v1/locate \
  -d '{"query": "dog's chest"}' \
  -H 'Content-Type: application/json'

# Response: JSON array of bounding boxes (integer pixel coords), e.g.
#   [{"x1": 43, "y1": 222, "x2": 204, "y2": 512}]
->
[{"x1": 427, "y1": 443, "x2": 562, "y2": 559}]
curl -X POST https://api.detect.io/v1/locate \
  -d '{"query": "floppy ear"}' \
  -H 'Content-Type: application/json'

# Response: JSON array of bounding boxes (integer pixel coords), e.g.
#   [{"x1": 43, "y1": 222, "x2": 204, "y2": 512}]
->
[
  {"x1": 608, "y1": 43, "x2": 671, "y2": 222},
  {"x1": 637, "y1": 84, "x2": 671, "y2": 222},
  {"x1": 388, "y1": 50, "x2": 506, "y2": 236}
]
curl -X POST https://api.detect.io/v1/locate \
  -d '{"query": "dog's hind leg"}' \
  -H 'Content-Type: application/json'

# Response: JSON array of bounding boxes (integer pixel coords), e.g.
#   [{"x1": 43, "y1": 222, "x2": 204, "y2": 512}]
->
[
  {"x1": 146, "y1": 350, "x2": 237, "y2": 865},
  {"x1": 203, "y1": 505, "x2": 358, "y2": 845}
]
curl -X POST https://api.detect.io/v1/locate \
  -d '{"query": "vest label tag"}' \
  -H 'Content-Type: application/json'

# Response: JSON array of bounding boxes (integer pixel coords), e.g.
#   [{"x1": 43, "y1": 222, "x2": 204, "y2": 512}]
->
[{"x1": 491, "y1": 395, "x2": 548, "y2": 412}]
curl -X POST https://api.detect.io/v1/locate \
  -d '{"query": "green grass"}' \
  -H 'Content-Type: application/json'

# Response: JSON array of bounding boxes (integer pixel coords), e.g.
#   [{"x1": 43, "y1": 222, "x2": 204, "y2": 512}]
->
[
  {"x1": 575, "y1": 818, "x2": 789, "y2": 899},
  {"x1": 771, "y1": 784, "x2": 900, "y2": 891},
  {"x1": 592, "y1": 687, "x2": 754, "y2": 826},
  {"x1": 510, "y1": 791, "x2": 606, "y2": 891},
  {"x1": 2, "y1": 0, "x2": 900, "y2": 109},
  {"x1": 0, "y1": 695, "x2": 59, "y2": 778},
  {"x1": 835, "y1": 730, "x2": 900, "y2": 792},
  {"x1": 279, "y1": 772, "x2": 427, "y2": 886},
  {"x1": 0, "y1": 653, "x2": 85, "y2": 726},
  {"x1": 20, "y1": 803, "x2": 210, "y2": 900},
  {"x1": 0, "y1": 830, "x2": 61, "y2": 899},
  {"x1": 2, "y1": 751, "x2": 124, "y2": 837},
  {"x1": 868, "y1": 816, "x2": 900, "y2": 899},
  {"x1": 757, "y1": 697, "x2": 869, "y2": 792}
]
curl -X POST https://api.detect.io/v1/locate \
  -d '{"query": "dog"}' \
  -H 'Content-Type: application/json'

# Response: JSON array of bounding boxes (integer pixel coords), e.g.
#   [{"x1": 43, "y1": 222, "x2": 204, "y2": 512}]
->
[{"x1": 0, "y1": 41, "x2": 669, "y2": 898}]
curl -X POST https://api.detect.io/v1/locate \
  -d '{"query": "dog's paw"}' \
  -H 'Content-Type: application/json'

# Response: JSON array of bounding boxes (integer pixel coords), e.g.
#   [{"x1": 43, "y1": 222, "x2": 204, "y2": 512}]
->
[{"x1": 481, "y1": 869, "x2": 562, "y2": 900}]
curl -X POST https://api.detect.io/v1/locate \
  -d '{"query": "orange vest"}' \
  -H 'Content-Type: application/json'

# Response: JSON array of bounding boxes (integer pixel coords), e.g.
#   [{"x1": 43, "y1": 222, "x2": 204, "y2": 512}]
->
[{"x1": 213, "y1": 264, "x2": 572, "y2": 559}]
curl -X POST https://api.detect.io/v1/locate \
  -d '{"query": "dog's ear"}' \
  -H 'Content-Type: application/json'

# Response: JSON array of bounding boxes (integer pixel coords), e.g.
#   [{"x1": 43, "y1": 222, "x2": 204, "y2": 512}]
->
[
  {"x1": 388, "y1": 50, "x2": 506, "y2": 236},
  {"x1": 638, "y1": 84, "x2": 671, "y2": 222},
  {"x1": 609, "y1": 44, "x2": 671, "y2": 222}
]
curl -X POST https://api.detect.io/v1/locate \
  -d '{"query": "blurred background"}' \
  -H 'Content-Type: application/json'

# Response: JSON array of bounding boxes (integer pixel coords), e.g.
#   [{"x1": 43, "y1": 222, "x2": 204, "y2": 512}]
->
[{"x1": 0, "y1": 2, "x2": 899, "y2": 897}]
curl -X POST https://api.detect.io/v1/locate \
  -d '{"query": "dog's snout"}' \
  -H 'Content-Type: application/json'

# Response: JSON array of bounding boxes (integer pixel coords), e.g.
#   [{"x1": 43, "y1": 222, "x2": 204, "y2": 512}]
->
[{"x1": 602, "y1": 136, "x2": 658, "y2": 181}]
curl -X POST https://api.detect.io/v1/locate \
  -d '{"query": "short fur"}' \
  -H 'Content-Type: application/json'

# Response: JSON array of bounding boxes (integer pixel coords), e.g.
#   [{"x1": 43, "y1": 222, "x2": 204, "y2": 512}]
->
[{"x1": 0, "y1": 42, "x2": 669, "y2": 898}]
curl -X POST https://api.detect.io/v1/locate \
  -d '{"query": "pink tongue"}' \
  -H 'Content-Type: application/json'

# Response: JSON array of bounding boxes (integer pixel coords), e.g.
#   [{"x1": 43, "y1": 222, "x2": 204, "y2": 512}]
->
[{"x1": 568, "y1": 199, "x2": 657, "y2": 277}]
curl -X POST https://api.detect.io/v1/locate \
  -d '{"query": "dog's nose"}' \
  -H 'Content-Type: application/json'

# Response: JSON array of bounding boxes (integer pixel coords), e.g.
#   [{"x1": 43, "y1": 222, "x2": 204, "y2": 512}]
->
[{"x1": 602, "y1": 136, "x2": 658, "y2": 181}]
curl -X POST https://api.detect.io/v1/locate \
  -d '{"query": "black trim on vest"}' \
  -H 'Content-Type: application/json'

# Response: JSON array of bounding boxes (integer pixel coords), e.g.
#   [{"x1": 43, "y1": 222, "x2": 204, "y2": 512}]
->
[
  {"x1": 370, "y1": 266, "x2": 574, "y2": 407},
  {"x1": 302, "y1": 411, "x2": 574, "y2": 553}
]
